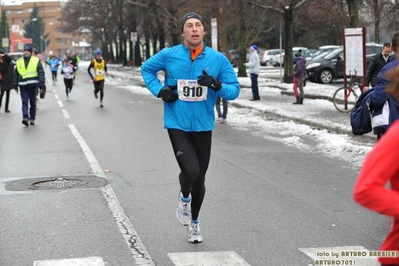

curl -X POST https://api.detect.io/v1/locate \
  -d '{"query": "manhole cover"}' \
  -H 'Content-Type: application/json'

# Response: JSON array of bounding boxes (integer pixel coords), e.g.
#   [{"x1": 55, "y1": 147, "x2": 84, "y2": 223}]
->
[
  {"x1": 32, "y1": 178, "x2": 89, "y2": 189},
  {"x1": 2, "y1": 175, "x2": 107, "y2": 192}
]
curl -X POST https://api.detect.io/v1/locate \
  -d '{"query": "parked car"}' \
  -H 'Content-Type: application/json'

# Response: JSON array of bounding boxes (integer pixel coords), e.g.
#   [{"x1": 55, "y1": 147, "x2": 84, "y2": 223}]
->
[
  {"x1": 276, "y1": 47, "x2": 311, "y2": 66},
  {"x1": 309, "y1": 45, "x2": 340, "y2": 60},
  {"x1": 305, "y1": 43, "x2": 383, "y2": 84},
  {"x1": 260, "y1": 49, "x2": 282, "y2": 66},
  {"x1": 228, "y1": 49, "x2": 239, "y2": 67}
]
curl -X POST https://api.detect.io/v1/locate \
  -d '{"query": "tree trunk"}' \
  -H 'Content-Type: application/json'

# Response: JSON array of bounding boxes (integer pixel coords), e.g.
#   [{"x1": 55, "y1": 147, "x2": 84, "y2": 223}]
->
[
  {"x1": 283, "y1": 7, "x2": 294, "y2": 83},
  {"x1": 373, "y1": 0, "x2": 380, "y2": 43},
  {"x1": 237, "y1": 0, "x2": 248, "y2": 77},
  {"x1": 346, "y1": 0, "x2": 359, "y2": 27}
]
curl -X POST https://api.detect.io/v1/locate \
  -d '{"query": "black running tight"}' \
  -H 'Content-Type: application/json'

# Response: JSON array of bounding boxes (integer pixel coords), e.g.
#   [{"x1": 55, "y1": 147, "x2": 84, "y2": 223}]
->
[
  {"x1": 93, "y1": 80, "x2": 105, "y2": 101},
  {"x1": 52, "y1": 71, "x2": 57, "y2": 82},
  {"x1": 167, "y1": 129, "x2": 212, "y2": 221},
  {"x1": 64, "y1": 78, "x2": 73, "y2": 96}
]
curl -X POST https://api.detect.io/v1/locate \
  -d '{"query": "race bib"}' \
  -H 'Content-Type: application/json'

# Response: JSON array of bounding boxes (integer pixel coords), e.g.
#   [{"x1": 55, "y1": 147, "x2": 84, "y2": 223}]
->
[
  {"x1": 51, "y1": 64, "x2": 56, "y2": 68},
  {"x1": 177, "y1": 79, "x2": 208, "y2": 101},
  {"x1": 96, "y1": 70, "x2": 105, "y2": 76}
]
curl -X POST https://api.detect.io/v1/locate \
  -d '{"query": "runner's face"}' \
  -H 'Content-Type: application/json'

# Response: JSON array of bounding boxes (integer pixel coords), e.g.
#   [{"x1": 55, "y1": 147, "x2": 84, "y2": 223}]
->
[{"x1": 182, "y1": 18, "x2": 205, "y2": 48}]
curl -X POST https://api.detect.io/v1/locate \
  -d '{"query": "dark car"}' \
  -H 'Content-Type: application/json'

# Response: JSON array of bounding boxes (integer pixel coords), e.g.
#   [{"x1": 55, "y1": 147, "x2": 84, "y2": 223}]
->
[{"x1": 305, "y1": 43, "x2": 383, "y2": 84}]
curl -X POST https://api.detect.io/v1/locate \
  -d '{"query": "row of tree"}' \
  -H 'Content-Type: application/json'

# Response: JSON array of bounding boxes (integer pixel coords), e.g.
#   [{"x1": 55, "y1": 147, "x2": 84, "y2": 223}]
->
[{"x1": 1, "y1": 0, "x2": 399, "y2": 81}]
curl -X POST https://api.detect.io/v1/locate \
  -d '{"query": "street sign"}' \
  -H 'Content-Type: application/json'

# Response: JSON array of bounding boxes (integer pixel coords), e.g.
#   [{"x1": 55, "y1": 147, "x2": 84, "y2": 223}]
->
[
  {"x1": 11, "y1": 25, "x2": 19, "y2": 33},
  {"x1": 131, "y1": 32, "x2": 137, "y2": 42},
  {"x1": 2, "y1": 38, "x2": 9, "y2": 48}
]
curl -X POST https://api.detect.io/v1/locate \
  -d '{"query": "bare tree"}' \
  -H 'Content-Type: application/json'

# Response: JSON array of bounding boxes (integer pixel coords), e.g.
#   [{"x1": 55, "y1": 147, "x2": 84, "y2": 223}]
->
[{"x1": 250, "y1": 0, "x2": 310, "y2": 82}]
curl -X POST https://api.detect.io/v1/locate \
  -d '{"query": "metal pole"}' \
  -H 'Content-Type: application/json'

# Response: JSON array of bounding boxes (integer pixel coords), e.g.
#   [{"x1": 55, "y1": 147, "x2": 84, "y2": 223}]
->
[
  {"x1": 40, "y1": 25, "x2": 43, "y2": 54},
  {"x1": 279, "y1": 22, "x2": 283, "y2": 81}
]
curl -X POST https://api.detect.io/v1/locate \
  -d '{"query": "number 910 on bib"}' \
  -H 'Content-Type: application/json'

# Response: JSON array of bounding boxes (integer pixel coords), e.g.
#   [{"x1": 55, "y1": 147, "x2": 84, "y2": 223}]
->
[{"x1": 177, "y1": 79, "x2": 208, "y2": 101}]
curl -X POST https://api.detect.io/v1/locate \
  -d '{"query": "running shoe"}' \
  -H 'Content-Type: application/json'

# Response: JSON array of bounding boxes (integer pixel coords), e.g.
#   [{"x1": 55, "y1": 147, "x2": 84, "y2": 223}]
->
[
  {"x1": 100, "y1": 102, "x2": 103, "y2": 108},
  {"x1": 216, "y1": 117, "x2": 224, "y2": 124},
  {"x1": 94, "y1": 91, "x2": 98, "y2": 99},
  {"x1": 188, "y1": 220, "x2": 203, "y2": 243},
  {"x1": 22, "y1": 119, "x2": 29, "y2": 126},
  {"x1": 30, "y1": 120, "x2": 35, "y2": 125},
  {"x1": 176, "y1": 191, "x2": 191, "y2": 226},
  {"x1": 66, "y1": 95, "x2": 69, "y2": 101}
]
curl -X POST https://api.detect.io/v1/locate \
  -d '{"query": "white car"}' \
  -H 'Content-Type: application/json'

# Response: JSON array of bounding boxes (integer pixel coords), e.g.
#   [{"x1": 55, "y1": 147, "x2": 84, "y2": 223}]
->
[{"x1": 260, "y1": 49, "x2": 282, "y2": 66}]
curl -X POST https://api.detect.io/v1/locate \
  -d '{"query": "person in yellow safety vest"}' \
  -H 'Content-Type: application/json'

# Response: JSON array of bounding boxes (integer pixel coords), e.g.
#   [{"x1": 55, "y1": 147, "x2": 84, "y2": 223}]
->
[
  {"x1": 14, "y1": 45, "x2": 45, "y2": 126},
  {"x1": 87, "y1": 50, "x2": 109, "y2": 108}
]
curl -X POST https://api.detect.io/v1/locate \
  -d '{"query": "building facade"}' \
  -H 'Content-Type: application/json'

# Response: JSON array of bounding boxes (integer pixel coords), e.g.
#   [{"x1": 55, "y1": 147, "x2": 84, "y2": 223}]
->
[{"x1": 1, "y1": 0, "x2": 91, "y2": 59}]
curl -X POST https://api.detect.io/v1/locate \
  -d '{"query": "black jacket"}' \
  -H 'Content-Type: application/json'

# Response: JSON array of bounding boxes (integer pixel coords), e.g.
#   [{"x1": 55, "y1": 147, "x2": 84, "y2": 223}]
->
[
  {"x1": 0, "y1": 54, "x2": 15, "y2": 92},
  {"x1": 365, "y1": 52, "x2": 389, "y2": 87}
]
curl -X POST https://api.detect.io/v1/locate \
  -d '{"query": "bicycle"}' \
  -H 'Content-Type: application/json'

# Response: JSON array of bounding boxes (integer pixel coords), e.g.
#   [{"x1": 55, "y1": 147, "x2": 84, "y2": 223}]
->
[{"x1": 332, "y1": 70, "x2": 364, "y2": 113}]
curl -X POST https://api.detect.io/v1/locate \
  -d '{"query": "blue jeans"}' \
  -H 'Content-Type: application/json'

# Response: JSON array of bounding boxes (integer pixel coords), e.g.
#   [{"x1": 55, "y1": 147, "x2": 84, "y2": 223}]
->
[
  {"x1": 20, "y1": 85, "x2": 37, "y2": 120},
  {"x1": 250, "y1": 73, "x2": 260, "y2": 100},
  {"x1": 216, "y1": 96, "x2": 228, "y2": 119}
]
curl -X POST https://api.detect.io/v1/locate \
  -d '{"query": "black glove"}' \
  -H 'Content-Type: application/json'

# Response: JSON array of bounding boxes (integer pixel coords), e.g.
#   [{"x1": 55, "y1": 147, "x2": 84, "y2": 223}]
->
[
  {"x1": 158, "y1": 86, "x2": 178, "y2": 103},
  {"x1": 197, "y1": 70, "x2": 222, "y2": 91}
]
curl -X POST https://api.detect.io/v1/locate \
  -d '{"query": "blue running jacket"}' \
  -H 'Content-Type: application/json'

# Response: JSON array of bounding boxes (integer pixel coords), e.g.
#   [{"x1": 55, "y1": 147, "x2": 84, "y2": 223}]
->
[{"x1": 141, "y1": 43, "x2": 240, "y2": 132}]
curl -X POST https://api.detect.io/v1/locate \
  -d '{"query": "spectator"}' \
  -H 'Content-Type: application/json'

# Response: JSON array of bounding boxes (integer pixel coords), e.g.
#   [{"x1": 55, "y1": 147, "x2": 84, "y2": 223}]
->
[
  {"x1": 0, "y1": 51, "x2": 15, "y2": 113},
  {"x1": 14, "y1": 45, "x2": 45, "y2": 126},
  {"x1": 364, "y1": 42, "x2": 391, "y2": 90},
  {"x1": 293, "y1": 50, "x2": 306, "y2": 104},
  {"x1": 369, "y1": 32, "x2": 399, "y2": 140},
  {"x1": 245, "y1": 45, "x2": 260, "y2": 101}
]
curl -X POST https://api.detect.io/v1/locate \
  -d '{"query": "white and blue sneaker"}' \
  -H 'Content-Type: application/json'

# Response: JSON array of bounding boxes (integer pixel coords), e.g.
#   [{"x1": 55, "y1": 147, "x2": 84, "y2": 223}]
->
[
  {"x1": 188, "y1": 220, "x2": 203, "y2": 243},
  {"x1": 176, "y1": 191, "x2": 191, "y2": 226}
]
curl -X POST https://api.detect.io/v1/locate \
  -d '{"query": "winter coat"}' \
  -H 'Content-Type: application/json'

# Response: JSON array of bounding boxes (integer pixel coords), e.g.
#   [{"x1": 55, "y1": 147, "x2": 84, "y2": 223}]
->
[
  {"x1": 294, "y1": 56, "x2": 306, "y2": 79},
  {"x1": 0, "y1": 54, "x2": 15, "y2": 92},
  {"x1": 365, "y1": 52, "x2": 390, "y2": 87},
  {"x1": 13, "y1": 55, "x2": 45, "y2": 89},
  {"x1": 245, "y1": 51, "x2": 260, "y2": 74},
  {"x1": 369, "y1": 56, "x2": 399, "y2": 135},
  {"x1": 353, "y1": 119, "x2": 399, "y2": 265},
  {"x1": 141, "y1": 43, "x2": 240, "y2": 132}
]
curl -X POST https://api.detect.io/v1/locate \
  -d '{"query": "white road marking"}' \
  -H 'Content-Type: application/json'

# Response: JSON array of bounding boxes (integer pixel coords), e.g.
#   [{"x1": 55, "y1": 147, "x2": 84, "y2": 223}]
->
[
  {"x1": 54, "y1": 94, "x2": 59, "y2": 99},
  {"x1": 33, "y1": 256, "x2": 104, "y2": 266},
  {"x1": 62, "y1": 109, "x2": 70, "y2": 119},
  {"x1": 299, "y1": 246, "x2": 380, "y2": 266},
  {"x1": 68, "y1": 124, "x2": 155, "y2": 266},
  {"x1": 57, "y1": 100, "x2": 64, "y2": 108},
  {"x1": 168, "y1": 251, "x2": 251, "y2": 266}
]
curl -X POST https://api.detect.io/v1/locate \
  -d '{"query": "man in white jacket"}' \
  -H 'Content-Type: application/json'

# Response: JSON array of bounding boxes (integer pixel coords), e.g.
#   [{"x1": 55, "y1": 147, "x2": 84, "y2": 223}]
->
[{"x1": 245, "y1": 45, "x2": 260, "y2": 101}]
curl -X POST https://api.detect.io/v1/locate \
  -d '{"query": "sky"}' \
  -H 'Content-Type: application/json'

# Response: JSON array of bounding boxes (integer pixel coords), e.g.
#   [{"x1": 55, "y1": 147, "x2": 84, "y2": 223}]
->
[{"x1": 79, "y1": 61, "x2": 375, "y2": 173}]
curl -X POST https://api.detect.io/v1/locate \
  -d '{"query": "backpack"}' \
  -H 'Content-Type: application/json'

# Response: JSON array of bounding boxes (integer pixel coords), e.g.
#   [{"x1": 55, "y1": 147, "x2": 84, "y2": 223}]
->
[{"x1": 350, "y1": 88, "x2": 374, "y2": 135}]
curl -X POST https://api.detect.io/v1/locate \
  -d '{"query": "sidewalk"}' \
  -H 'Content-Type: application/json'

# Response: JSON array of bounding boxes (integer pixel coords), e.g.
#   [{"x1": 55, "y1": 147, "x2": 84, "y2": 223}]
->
[{"x1": 106, "y1": 64, "x2": 376, "y2": 141}]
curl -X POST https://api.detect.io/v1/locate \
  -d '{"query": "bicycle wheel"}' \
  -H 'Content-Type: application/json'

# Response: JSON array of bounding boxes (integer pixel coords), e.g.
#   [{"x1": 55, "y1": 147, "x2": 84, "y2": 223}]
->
[{"x1": 332, "y1": 86, "x2": 358, "y2": 113}]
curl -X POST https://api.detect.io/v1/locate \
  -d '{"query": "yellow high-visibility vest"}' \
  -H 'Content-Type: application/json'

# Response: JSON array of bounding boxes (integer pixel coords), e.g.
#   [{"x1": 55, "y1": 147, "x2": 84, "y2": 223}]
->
[
  {"x1": 93, "y1": 59, "x2": 105, "y2": 81},
  {"x1": 16, "y1": 56, "x2": 39, "y2": 79}
]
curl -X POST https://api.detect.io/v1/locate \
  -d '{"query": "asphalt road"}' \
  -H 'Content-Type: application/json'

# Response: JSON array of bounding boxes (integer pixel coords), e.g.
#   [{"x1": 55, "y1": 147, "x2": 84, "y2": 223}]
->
[{"x1": 0, "y1": 64, "x2": 386, "y2": 266}]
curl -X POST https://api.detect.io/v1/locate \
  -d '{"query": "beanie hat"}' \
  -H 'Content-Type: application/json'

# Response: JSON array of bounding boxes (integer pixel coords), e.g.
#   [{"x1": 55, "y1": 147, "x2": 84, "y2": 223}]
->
[
  {"x1": 250, "y1": 45, "x2": 258, "y2": 51},
  {"x1": 180, "y1": 12, "x2": 204, "y2": 33},
  {"x1": 95, "y1": 50, "x2": 102, "y2": 55},
  {"x1": 24, "y1": 45, "x2": 33, "y2": 53}
]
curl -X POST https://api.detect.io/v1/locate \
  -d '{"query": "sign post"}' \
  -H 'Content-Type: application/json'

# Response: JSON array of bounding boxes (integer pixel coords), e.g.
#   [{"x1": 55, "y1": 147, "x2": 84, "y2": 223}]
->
[
  {"x1": 211, "y1": 18, "x2": 218, "y2": 50},
  {"x1": 343, "y1": 27, "x2": 366, "y2": 87}
]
